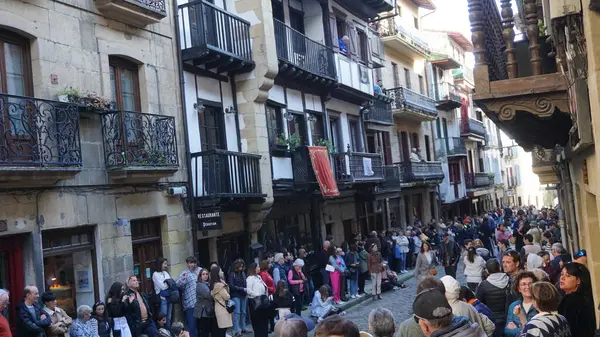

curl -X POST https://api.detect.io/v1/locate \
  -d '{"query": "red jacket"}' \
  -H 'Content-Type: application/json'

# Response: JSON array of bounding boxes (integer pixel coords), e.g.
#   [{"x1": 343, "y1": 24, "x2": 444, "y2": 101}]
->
[
  {"x1": 0, "y1": 314, "x2": 12, "y2": 337},
  {"x1": 259, "y1": 271, "x2": 275, "y2": 295}
]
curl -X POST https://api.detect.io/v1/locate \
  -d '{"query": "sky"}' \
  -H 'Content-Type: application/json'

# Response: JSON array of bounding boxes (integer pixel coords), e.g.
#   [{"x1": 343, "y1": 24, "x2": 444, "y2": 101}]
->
[{"x1": 420, "y1": 0, "x2": 472, "y2": 37}]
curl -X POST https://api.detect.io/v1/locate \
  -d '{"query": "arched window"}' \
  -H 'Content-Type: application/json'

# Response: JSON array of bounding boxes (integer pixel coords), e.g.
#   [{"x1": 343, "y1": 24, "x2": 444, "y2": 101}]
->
[{"x1": 109, "y1": 56, "x2": 140, "y2": 111}]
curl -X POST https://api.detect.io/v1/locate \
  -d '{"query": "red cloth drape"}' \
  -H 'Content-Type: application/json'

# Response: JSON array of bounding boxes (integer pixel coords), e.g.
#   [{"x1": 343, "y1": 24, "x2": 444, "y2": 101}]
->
[{"x1": 307, "y1": 146, "x2": 339, "y2": 197}]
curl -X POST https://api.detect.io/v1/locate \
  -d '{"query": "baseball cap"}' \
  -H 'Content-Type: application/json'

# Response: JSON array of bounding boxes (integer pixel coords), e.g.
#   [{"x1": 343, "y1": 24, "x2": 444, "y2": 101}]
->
[
  {"x1": 412, "y1": 289, "x2": 452, "y2": 320},
  {"x1": 274, "y1": 313, "x2": 315, "y2": 337}
]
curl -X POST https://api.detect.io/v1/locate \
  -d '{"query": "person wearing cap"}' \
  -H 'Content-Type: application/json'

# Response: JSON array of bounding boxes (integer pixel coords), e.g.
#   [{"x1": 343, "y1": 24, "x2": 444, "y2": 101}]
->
[
  {"x1": 288, "y1": 259, "x2": 307, "y2": 316},
  {"x1": 274, "y1": 313, "x2": 315, "y2": 337},
  {"x1": 41, "y1": 292, "x2": 72, "y2": 337},
  {"x1": 413, "y1": 289, "x2": 486, "y2": 337},
  {"x1": 439, "y1": 233, "x2": 461, "y2": 279},
  {"x1": 440, "y1": 276, "x2": 495, "y2": 336},
  {"x1": 273, "y1": 253, "x2": 289, "y2": 289}
]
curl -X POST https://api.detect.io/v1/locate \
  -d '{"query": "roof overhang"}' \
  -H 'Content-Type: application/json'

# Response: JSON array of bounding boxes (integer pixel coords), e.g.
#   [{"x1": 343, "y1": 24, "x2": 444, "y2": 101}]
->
[
  {"x1": 411, "y1": 0, "x2": 435, "y2": 10},
  {"x1": 447, "y1": 31, "x2": 474, "y2": 52}
]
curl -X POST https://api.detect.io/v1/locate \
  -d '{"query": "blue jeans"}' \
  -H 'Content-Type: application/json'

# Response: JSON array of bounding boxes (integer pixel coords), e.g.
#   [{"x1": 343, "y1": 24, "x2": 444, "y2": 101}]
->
[
  {"x1": 349, "y1": 277, "x2": 358, "y2": 296},
  {"x1": 185, "y1": 307, "x2": 197, "y2": 337},
  {"x1": 232, "y1": 297, "x2": 247, "y2": 333},
  {"x1": 160, "y1": 298, "x2": 172, "y2": 328},
  {"x1": 400, "y1": 253, "x2": 407, "y2": 271}
]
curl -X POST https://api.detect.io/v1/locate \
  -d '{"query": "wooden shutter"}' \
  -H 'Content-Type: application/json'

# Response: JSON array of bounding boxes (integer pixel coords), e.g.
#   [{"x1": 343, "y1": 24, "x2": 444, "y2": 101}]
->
[
  {"x1": 383, "y1": 132, "x2": 392, "y2": 165},
  {"x1": 366, "y1": 32, "x2": 373, "y2": 67},
  {"x1": 347, "y1": 22, "x2": 359, "y2": 61},
  {"x1": 329, "y1": 13, "x2": 339, "y2": 51}
]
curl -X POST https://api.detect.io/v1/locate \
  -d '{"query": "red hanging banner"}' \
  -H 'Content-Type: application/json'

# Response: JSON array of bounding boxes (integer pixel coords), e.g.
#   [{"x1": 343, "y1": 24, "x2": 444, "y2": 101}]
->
[{"x1": 307, "y1": 146, "x2": 339, "y2": 197}]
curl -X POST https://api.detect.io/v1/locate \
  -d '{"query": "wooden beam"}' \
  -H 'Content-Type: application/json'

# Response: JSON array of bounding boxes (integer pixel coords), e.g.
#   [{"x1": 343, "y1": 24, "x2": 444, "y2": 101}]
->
[{"x1": 474, "y1": 73, "x2": 567, "y2": 100}]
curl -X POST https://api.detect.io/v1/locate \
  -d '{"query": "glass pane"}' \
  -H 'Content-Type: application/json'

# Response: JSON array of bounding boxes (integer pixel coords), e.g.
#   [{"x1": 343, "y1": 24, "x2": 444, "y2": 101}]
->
[
  {"x1": 120, "y1": 69, "x2": 136, "y2": 111},
  {"x1": 109, "y1": 66, "x2": 117, "y2": 102},
  {"x1": 4, "y1": 43, "x2": 25, "y2": 96}
]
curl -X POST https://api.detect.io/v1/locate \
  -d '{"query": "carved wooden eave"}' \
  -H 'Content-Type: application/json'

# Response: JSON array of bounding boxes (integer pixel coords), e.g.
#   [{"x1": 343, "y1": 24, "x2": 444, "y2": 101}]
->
[{"x1": 472, "y1": 65, "x2": 572, "y2": 150}]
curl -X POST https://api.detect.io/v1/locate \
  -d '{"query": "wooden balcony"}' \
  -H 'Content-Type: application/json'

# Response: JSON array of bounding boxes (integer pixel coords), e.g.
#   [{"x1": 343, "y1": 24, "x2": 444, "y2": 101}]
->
[
  {"x1": 461, "y1": 118, "x2": 486, "y2": 141},
  {"x1": 274, "y1": 19, "x2": 337, "y2": 92},
  {"x1": 95, "y1": 0, "x2": 166, "y2": 27},
  {"x1": 178, "y1": 1, "x2": 254, "y2": 75},
  {"x1": 531, "y1": 146, "x2": 559, "y2": 184},
  {"x1": 468, "y1": 0, "x2": 571, "y2": 151}
]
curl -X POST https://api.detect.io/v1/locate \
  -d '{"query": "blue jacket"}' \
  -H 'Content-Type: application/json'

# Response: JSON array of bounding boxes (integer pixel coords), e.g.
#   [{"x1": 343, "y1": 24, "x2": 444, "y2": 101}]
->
[
  {"x1": 273, "y1": 263, "x2": 288, "y2": 286},
  {"x1": 504, "y1": 300, "x2": 538, "y2": 337},
  {"x1": 468, "y1": 298, "x2": 494, "y2": 322},
  {"x1": 16, "y1": 301, "x2": 52, "y2": 337},
  {"x1": 394, "y1": 245, "x2": 402, "y2": 259}
]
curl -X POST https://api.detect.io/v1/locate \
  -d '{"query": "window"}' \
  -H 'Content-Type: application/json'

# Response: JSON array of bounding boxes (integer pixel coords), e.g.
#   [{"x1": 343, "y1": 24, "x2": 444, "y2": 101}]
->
[
  {"x1": 392, "y1": 63, "x2": 399, "y2": 87},
  {"x1": 449, "y1": 162, "x2": 461, "y2": 183},
  {"x1": 272, "y1": 0, "x2": 284, "y2": 21},
  {"x1": 424, "y1": 135, "x2": 431, "y2": 161},
  {"x1": 309, "y1": 112, "x2": 324, "y2": 144},
  {"x1": 198, "y1": 105, "x2": 225, "y2": 150},
  {"x1": 266, "y1": 104, "x2": 283, "y2": 147},
  {"x1": 411, "y1": 132, "x2": 419, "y2": 150},
  {"x1": 418, "y1": 75, "x2": 425, "y2": 95},
  {"x1": 404, "y1": 68, "x2": 411, "y2": 89},
  {"x1": 436, "y1": 118, "x2": 442, "y2": 138},
  {"x1": 289, "y1": 8, "x2": 305, "y2": 33},
  {"x1": 109, "y1": 57, "x2": 140, "y2": 112},
  {"x1": 349, "y1": 118, "x2": 362, "y2": 152},
  {"x1": 287, "y1": 111, "x2": 307, "y2": 145},
  {"x1": 413, "y1": 16, "x2": 419, "y2": 29},
  {"x1": 336, "y1": 18, "x2": 346, "y2": 44},
  {"x1": 357, "y1": 28, "x2": 369, "y2": 62},
  {"x1": 0, "y1": 30, "x2": 32, "y2": 135},
  {"x1": 329, "y1": 116, "x2": 341, "y2": 150}
]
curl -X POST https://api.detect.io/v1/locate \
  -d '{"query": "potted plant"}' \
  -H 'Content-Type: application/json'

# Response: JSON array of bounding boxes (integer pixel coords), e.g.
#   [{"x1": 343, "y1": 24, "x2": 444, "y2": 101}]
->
[
  {"x1": 79, "y1": 92, "x2": 115, "y2": 112},
  {"x1": 57, "y1": 87, "x2": 81, "y2": 103},
  {"x1": 316, "y1": 138, "x2": 336, "y2": 154},
  {"x1": 274, "y1": 134, "x2": 289, "y2": 151},
  {"x1": 286, "y1": 133, "x2": 302, "y2": 152}
]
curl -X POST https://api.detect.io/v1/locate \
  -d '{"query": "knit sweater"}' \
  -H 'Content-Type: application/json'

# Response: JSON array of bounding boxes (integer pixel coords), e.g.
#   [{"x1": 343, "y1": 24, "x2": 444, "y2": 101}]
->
[{"x1": 518, "y1": 312, "x2": 571, "y2": 337}]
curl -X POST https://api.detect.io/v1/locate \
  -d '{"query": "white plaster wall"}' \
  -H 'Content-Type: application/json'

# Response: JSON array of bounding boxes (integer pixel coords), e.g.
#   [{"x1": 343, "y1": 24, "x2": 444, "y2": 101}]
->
[{"x1": 269, "y1": 85, "x2": 286, "y2": 105}]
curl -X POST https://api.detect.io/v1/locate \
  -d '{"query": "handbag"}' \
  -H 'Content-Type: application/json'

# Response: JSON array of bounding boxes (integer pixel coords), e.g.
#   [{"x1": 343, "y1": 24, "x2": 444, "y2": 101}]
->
[
  {"x1": 250, "y1": 295, "x2": 270, "y2": 310},
  {"x1": 325, "y1": 264, "x2": 335, "y2": 272}
]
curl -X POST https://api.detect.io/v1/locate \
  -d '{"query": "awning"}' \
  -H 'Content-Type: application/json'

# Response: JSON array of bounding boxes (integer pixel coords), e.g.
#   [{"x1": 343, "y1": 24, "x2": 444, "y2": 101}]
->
[{"x1": 308, "y1": 146, "x2": 339, "y2": 197}]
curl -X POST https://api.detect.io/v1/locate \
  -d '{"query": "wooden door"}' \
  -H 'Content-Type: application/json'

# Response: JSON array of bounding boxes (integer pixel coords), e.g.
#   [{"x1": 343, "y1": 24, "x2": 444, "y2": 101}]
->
[
  {"x1": 198, "y1": 105, "x2": 228, "y2": 195},
  {"x1": 0, "y1": 235, "x2": 24, "y2": 334},
  {"x1": 131, "y1": 218, "x2": 163, "y2": 295}
]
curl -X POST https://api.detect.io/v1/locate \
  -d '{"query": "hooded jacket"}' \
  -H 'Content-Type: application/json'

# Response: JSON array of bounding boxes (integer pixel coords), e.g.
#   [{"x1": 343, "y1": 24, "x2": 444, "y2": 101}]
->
[
  {"x1": 441, "y1": 276, "x2": 495, "y2": 337},
  {"x1": 475, "y1": 273, "x2": 509, "y2": 326},
  {"x1": 431, "y1": 316, "x2": 487, "y2": 337}
]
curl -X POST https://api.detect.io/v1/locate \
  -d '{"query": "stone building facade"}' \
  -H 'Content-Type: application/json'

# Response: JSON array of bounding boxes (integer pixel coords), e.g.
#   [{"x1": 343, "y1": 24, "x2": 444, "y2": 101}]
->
[{"x1": 0, "y1": 0, "x2": 191, "y2": 325}]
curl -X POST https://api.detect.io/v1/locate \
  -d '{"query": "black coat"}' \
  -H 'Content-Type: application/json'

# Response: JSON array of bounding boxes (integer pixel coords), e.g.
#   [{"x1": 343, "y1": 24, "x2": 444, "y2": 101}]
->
[
  {"x1": 16, "y1": 301, "x2": 52, "y2": 337},
  {"x1": 558, "y1": 291, "x2": 596, "y2": 337},
  {"x1": 125, "y1": 290, "x2": 153, "y2": 325},
  {"x1": 439, "y1": 240, "x2": 461, "y2": 267},
  {"x1": 228, "y1": 271, "x2": 247, "y2": 298},
  {"x1": 476, "y1": 279, "x2": 509, "y2": 326}
]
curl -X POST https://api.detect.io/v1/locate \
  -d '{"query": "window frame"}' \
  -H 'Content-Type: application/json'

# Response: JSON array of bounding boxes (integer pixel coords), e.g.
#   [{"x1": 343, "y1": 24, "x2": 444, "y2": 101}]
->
[
  {"x1": 307, "y1": 110, "x2": 325, "y2": 145},
  {"x1": 109, "y1": 56, "x2": 141, "y2": 112},
  {"x1": 0, "y1": 30, "x2": 33, "y2": 96},
  {"x1": 265, "y1": 103, "x2": 284, "y2": 148}
]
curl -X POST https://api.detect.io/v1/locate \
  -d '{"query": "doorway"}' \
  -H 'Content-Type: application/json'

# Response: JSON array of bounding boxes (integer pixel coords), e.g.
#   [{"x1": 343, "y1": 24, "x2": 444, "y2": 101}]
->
[
  {"x1": 131, "y1": 218, "x2": 163, "y2": 295},
  {"x1": 0, "y1": 235, "x2": 24, "y2": 333}
]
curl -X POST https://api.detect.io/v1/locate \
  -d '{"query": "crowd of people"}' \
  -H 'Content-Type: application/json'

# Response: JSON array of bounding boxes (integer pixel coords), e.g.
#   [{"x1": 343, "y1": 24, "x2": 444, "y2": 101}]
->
[{"x1": 0, "y1": 206, "x2": 598, "y2": 337}]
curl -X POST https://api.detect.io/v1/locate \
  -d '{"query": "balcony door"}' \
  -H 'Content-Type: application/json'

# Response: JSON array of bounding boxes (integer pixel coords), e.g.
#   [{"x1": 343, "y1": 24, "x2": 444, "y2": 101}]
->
[
  {"x1": 0, "y1": 30, "x2": 34, "y2": 163},
  {"x1": 198, "y1": 105, "x2": 228, "y2": 195}
]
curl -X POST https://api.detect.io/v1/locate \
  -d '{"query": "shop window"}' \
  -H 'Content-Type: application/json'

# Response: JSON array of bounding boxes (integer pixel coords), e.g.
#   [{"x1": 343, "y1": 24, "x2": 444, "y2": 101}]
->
[
  {"x1": 43, "y1": 227, "x2": 97, "y2": 318},
  {"x1": 131, "y1": 217, "x2": 162, "y2": 295}
]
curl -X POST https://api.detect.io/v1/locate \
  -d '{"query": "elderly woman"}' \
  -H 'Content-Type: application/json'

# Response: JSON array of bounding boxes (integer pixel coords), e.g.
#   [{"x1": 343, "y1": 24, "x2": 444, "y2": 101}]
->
[
  {"x1": 41, "y1": 292, "x2": 72, "y2": 337},
  {"x1": 69, "y1": 305, "x2": 94, "y2": 337}
]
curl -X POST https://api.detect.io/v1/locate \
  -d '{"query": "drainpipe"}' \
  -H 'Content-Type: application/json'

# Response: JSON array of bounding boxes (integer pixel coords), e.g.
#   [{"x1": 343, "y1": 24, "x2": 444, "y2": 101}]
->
[
  {"x1": 563, "y1": 162, "x2": 580, "y2": 251},
  {"x1": 231, "y1": 76, "x2": 242, "y2": 152},
  {"x1": 172, "y1": 0, "x2": 199, "y2": 257}
]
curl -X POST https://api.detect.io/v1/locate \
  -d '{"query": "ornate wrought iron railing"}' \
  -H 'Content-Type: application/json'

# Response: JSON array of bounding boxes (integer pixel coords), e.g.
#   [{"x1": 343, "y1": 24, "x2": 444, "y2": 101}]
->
[
  {"x1": 136, "y1": 0, "x2": 166, "y2": 13},
  {"x1": 386, "y1": 87, "x2": 437, "y2": 116},
  {"x1": 273, "y1": 19, "x2": 336, "y2": 80},
  {"x1": 461, "y1": 118, "x2": 486, "y2": 138},
  {"x1": 397, "y1": 161, "x2": 444, "y2": 182},
  {"x1": 101, "y1": 111, "x2": 178, "y2": 168},
  {"x1": 190, "y1": 149, "x2": 262, "y2": 197},
  {"x1": 333, "y1": 151, "x2": 383, "y2": 182},
  {"x1": 0, "y1": 94, "x2": 82, "y2": 166},
  {"x1": 365, "y1": 97, "x2": 393, "y2": 125},
  {"x1": 178, "y1": 0, "x2": 252, "y2": 61},
  {"x1": 465, "y1": 172, "x2": 494, "y2": 188}
]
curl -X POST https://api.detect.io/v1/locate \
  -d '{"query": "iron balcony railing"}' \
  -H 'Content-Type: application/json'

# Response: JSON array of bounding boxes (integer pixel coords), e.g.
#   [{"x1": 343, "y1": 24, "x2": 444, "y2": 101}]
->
[
  {"x1": 435, "y1": 137, "x2": 467, "y2": 158},
  {"x1": 397, "y1": 161, "x2": 444, "y2": 182},
  {"x1": 364, "y1": 97, "x2": 393, "y2": 125},
  {"x1": 178, "y1": 0, "x2": 252, "y2": 61},
  {"x1": 381, "y1": 164, "x2": 401, "y2": 190},
  {"x1": 190, "y1": 149, "x2": 262, "y2": 197},
  {"x1": 0, "y1": 94, "x2": 82, "y2": 166},
  {"x1": 461, "y1": 118, "x2": 486, "y2": 138},
  {"x1": 274, "y1": 19, "x2": 336, "y2": 80},
  {"x1": 465, "y1": 172, "x2": 494, "y2": 189},
  {"x1": 386, "y1": 87, "x2": 437, "y2": 117},
  {"x1": 135, "y1": 0, "x2": 166, "y2": 13},
  {"x1": 379, "y1": 18, "x2": 430, "y2": 55},
  {"x1": 101, "y1": 111, "x2": 178, "y2": 168},
  {"x1": 333, "y1": 151, "x2": 383, "y2": 182}
]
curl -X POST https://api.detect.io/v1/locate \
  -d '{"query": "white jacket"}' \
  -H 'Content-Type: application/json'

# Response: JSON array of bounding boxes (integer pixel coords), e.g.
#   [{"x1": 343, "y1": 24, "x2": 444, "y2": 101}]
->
[
  {"x1": 463, "y1": 255, "x2": 486, "y2": 283},
  {"x1": 246, "y1": 275, "x2": 268, "y2": 299},
  {"x1": 152, "y1": 271, "x2": 171, "y2": 296},
  {"x1": 397, "y1": 236, "x2": 410, "y2": 253}
]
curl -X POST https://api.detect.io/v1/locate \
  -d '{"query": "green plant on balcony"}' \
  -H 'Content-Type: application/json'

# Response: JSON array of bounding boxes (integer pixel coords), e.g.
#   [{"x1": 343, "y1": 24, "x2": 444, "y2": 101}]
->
[
  {"x1": 277, "y1": 133, "x2": 302, "y2": 152},
  {"x1": 315, "y1": 138, "x2": 336, "y2": 155},
  {"x1": 57, "y1": 87, "x2": 81, "y2": 103}
]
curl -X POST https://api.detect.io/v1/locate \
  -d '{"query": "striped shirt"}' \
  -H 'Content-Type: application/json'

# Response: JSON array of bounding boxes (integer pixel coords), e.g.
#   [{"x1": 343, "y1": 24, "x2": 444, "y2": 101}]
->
[{"x1": 177, "y1": 267, "x2": 201, "y2": 309}]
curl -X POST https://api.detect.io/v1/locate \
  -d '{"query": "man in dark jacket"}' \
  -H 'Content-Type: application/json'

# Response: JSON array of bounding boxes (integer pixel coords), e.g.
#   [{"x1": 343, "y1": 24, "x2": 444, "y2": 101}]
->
[
  {"x1": 317, "y1": 241, "x2": 331, "y2": 288},
  {"x1": 439, "y1": 234, "x2": 460, "y2": 278},
  {"x1": 476, "y1": 259, "x2": 509, "y2": 337},
  {"x1": 16, "y1": 286, "x2": 51, "y2": 337},
  {"x1": 479, "y1": 216, "x2": 494, "y2": 256},
  {"x1": 126, "y1": 276, "x2": 158, "y2": 337}
]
